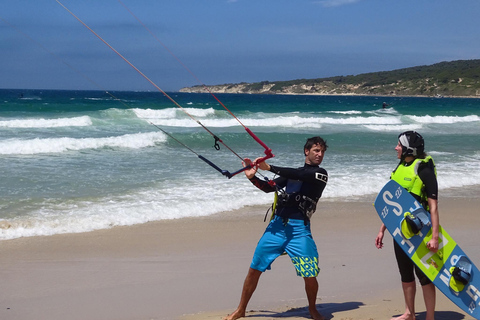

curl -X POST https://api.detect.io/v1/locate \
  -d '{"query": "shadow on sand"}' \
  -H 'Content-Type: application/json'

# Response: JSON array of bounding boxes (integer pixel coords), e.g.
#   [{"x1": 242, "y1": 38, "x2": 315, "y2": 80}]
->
[
  {"x1": 405, "y1": 310, "x2": 467, "y2": 320},
  {"x1": 246, "y1": 301, "x2": 364, "y2": 318},
  {"x1": 246, "y1": 303, "x2": 469, "y2": 319}
]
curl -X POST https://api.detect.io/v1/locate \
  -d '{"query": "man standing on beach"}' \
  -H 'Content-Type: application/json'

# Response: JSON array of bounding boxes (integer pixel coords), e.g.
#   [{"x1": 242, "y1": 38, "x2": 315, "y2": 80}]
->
[{"x1": 225, "y1": 136, "x2": 328, "y2": 320}]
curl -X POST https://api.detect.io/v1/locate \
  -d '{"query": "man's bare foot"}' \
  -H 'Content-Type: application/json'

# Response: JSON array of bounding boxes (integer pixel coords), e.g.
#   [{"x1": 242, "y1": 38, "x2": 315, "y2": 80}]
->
[
  {"x1": 224, "y1": 309, "x2": 245, "y2": 320},
  {"x1": 309, "y1": 307, "x2": 326, "y2": 320},
  {"x1": 390, "y1": 312, "x2": 415, "y2": 320}
]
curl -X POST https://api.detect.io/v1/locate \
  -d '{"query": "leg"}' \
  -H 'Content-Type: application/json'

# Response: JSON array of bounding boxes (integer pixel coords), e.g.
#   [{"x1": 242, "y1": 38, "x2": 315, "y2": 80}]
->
[
  {"x1": 226, "y1": 218, "x2": 285, "y2": 320},
  {"x1": 304, "y1": 277, "x2": 325, "y2": 320},
  {"x1": 283, "y1": 220, "x2": 323, "y2": 319},
  {"x1": 421, "y1": 283, "x2": 436, "y2": 320},
  {"x1": 392, "y1": 241, "x2": 417, "y2": 320},
  {"x1": 224, "y1": 268, "x2": 262, "y2": 320},
  {"x1": 391, "y1": 281, "x2": 416, "y2": 320}
]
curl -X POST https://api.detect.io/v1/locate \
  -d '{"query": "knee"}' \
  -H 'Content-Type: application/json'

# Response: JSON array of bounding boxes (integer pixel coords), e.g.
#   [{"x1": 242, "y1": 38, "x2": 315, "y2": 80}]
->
[
  {"x1": 304, "y1": 276, "x2": 318, "y2": 286},
  {"x1": 247, "y1": 267, "x2": 262, "y2": 279},
  {"x1": 419, "y1": 275, "x2": 432, "y2": 286}
]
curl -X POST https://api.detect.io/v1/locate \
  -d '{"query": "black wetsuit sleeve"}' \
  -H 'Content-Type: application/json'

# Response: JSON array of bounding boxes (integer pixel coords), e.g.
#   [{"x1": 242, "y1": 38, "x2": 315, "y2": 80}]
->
[
  {"x1": 269, "y1": 165, "x2": 328, "y2": 186},
  {"x1": 248, "y1": 176, "x2": 277, "y2": 193},
  {"x1": 418, "y1": 165, "x2": 438, "y2": 200}
]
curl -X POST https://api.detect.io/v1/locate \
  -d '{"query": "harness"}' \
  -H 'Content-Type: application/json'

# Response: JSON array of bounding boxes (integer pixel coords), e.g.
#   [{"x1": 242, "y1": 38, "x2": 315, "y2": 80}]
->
[
  {"x1": 265, "y1": 179, "x2": 319, "y2": 225},
  {"x1": 277, "y1": 191, "x2": 317, "y2": 220}
]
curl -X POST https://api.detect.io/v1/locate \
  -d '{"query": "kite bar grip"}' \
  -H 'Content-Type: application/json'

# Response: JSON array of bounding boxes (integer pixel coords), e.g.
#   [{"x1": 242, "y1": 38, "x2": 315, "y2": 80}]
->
[
  {"x1": 198, "y1": 155, "x2": 232, "y2": 178},
  {"x1": 220, "y1": 151, "x2": 275, "y2": 179},
  {"x1": 228, "y1": 165, "x2": 252, "y2": 178},
  {"x1": 253, "y1": 152, "x2": 275, "y2": 166}
]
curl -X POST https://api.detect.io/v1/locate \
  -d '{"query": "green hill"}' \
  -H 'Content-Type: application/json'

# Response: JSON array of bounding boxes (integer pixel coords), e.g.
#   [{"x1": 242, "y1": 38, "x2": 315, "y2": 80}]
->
[{"x1": 180, "y1": 59, "x2": 480, "y2": 97}]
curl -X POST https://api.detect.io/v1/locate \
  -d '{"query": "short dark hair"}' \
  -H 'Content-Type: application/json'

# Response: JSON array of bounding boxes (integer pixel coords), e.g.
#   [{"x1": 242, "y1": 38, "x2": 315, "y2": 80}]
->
[{"x1": 304, "y1": 136, "x2": 328, "y2": 155}]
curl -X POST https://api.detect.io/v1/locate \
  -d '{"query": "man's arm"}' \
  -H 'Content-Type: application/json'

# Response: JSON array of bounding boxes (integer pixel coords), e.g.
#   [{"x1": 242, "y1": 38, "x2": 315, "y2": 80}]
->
[
  {"x1": 243, "y1": 158, "x2": 277, "y2": 193},
  {"x1": 269, "y1": 165, "x2": 328, "y2": 186},
  {"x1": 248, "y1": 176, "x2": 277, "y2": 193},
  {"x1": 418, "y1": 164, "x2": 439, "y2": 252},
  {"x1": 426, "y1": 198, "x2": 439, "y2": 252}
]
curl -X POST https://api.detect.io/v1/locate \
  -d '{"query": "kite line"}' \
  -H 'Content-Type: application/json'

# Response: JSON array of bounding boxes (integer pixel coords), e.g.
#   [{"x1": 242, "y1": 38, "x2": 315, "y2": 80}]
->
[
  {"x1": 116, "y1": 0, "x2": 274, "y2": 166},
  {"x1": 55, "y1": 0, "x2": 274, "y2": 178}
]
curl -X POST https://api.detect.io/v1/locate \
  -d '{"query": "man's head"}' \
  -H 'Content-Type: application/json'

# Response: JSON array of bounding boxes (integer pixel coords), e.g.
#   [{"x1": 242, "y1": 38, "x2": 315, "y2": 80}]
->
[{"x1": 304, "y1": 136, "x2": 328, "y2": 166}]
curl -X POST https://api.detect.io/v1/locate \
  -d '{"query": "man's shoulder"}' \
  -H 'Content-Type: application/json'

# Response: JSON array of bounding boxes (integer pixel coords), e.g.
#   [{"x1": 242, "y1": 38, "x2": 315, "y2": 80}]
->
[
  {"x1": 418, "y1": 157, "x2": 434, "y2": 173},
  {"x1": 303, "y1": 164, "x2": 327, "y2": 172},
  {"x1": 309, "y1": 166, "x2": 327, "y2": 175},
  {"x1": 314, "y1": 167, "x2": 328, "y2": 183}
]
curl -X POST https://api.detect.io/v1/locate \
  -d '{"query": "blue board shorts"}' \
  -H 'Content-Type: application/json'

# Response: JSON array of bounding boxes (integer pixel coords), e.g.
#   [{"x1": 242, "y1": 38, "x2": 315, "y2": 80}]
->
[{"x1": 250, "y1": 215, "x2": 319, "y2": 277}]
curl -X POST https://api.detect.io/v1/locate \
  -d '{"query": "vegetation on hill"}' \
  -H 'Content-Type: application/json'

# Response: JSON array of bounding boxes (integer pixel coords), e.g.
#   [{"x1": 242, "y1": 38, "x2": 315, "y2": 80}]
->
[{"x1": 180, "y1": 59, "x2": 480, "y2": 97}]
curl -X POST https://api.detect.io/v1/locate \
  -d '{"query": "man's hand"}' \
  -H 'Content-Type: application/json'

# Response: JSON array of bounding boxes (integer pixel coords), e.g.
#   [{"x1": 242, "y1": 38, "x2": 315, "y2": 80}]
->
[
  {"x1": 254, "y1": 157, "x2": 270, "y2": 171},
  {"x1": 243, "y1": 158, "x2": 258, "y2": 179},
  {"x1": 426, "y1": 238, "x2": 439, "y2": 253}
]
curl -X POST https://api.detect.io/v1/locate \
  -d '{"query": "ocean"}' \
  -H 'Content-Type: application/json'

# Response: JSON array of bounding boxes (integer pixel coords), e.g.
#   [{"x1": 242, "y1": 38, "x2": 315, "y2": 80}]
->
[{"x1": 1, "y1": 89, "x2": 479, "y2": 240}]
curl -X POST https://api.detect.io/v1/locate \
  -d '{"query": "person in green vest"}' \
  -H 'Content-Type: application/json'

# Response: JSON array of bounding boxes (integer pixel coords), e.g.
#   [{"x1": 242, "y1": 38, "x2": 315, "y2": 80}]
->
[{"x1": 375, "y1": 131, "x2": 439, "y2": 320}]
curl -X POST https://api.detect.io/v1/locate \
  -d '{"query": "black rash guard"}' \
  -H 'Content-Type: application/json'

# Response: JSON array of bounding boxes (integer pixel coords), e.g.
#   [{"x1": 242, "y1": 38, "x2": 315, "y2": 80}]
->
[
  {"x1": 249, "y1": 163, "x2": 328, "y2": 220},
  {"x1": 400, "y1": 159, "x2": 438, "y2": 203},
  {"x1": 418, "y1": 164, "x2": 438, "y2": 200}
]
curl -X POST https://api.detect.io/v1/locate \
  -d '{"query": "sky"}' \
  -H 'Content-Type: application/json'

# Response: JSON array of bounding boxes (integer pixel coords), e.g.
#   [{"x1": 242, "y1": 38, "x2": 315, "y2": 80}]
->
[{"x1": 1, "y1": 0, "x2": 480, "y2": 92}]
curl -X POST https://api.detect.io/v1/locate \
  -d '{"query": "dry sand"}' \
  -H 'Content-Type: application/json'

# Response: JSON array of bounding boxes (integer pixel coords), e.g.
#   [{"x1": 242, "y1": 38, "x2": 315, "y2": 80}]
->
[{"x1": 0, "y1": 195, "x2": 478, "y2": 320}]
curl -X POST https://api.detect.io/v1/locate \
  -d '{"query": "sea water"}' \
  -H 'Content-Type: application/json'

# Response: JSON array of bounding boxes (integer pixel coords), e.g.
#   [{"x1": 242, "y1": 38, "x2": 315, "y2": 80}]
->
[{"x1": 1, "y1": 89, "x2": 479, "y2": 240}]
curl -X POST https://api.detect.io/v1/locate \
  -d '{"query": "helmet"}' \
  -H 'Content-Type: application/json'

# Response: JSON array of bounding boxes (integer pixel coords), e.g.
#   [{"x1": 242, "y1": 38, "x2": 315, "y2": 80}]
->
[{"x1": 398, "y1": 131, "x2": 424, "y2": 157}]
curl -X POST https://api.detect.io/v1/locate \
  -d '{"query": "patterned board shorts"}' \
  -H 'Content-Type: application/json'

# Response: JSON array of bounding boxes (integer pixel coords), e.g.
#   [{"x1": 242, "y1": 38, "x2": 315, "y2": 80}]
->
[{"x1": 250, "y1": 215, "x2": 319, "y2": 277}]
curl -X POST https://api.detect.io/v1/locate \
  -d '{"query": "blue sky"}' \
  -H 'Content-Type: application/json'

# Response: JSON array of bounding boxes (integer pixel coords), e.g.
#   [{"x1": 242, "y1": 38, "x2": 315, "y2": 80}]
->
[{"x1": 1, "y1": 0, "x2": 479, "y2": 91}]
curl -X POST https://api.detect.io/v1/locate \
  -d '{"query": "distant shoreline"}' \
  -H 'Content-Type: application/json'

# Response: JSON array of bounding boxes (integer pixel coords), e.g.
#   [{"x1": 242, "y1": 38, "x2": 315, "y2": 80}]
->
[
  {"x1": 2, "y1": 87, "x2": 479, "y2": 98},
  {"x1": 180, "y1": 59, "x2": 480, "y2": 98},
  {"x1": 179, "y1": 89, "x2": 480, "y2": 99}
]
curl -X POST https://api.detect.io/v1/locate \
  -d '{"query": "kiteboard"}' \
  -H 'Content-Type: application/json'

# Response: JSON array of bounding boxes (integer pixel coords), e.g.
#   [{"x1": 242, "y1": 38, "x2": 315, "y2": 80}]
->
[{"x1": 374, "y1": 180, "x2": 480, "y2": 319}]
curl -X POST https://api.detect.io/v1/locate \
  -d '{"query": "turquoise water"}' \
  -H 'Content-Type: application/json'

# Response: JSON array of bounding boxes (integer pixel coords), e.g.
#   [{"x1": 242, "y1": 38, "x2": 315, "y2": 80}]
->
[{"x1": 1, "y1": 89, "x2": 479, "y2": 239}]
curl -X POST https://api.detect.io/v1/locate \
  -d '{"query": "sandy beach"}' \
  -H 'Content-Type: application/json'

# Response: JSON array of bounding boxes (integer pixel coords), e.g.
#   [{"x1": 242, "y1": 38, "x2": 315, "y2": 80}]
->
[{"x1": 0, "y1": 194, "x2": 479, "y2": 320}]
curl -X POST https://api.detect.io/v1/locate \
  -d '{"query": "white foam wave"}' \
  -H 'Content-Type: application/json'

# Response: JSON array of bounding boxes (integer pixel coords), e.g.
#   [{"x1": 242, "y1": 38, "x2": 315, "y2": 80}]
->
[
  {"x1": 407, "y1": 115, "x2": 480, "y2": 124},
  {"x1": 364, "y1": 124, "x2": 422, "y2": 132},
  {"x1": 84, "y1": 97, "x2": 107, "y2": 101},
  {"x1": 366, "y1": 107, "x2": 399, "y2": 115},
  {"x1": 316, "y1": 116, "x2": 401, "y2": 125},
  {"x1": 1, "y1": 156, "x2": 479, "y2": 240},
  {"x1": 0, "y1": 132, "x2": 166, "y2": 155},
  {"x1": 19, "y1": 97, "x2": 41, "y2": 101},
  {"x1": 133, "y1": 107, "x2": 216, "y2": 120},
  {"x1": 244, "y1": 116, "x2": 323, "y2": 128},
  {"x1": 149, "y1": 116, "x2": 324, "y2": 128},
  {"x1": 327, "y1": 110, "x2": 362, "y2": 115},
  {"x1": 133, "y1": 108, "x2": 177, "y2": 119},
  {"x1": 428, "y1": 151, "x2": 455, "y2": 156},
  {"x1": 438, "y1": 165, "x2": 480, "y2": 189},
  {"x1": 134, "y1": 106, "x2": 403, "y2": 128},
  {"x1": 149, "y1": 115, "x2": 401, "y2": 128},
  {"x1": 0, "y1": 116, "x2": 92, "y2": 128},
  {"x1": 0, "y1": 165, "x2": 412, "y2": 240},
  {"x1": 0, "y1": 179, "x2": 270, "y2": 240}
]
